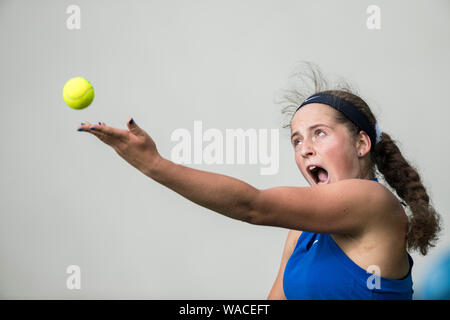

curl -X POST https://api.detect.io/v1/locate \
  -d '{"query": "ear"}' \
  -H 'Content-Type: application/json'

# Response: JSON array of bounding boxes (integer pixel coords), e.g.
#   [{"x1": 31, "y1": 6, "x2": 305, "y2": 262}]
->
[{"x1": 356, "y1": 130, "x2": 372, "y2": 157}]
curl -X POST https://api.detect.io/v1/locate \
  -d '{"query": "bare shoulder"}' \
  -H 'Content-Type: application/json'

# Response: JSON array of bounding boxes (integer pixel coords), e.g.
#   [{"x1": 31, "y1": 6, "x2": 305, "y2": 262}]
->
[
  {"x1": 336, "y1": 178, "x2": 408, "y2": 242},
  {"x1": 364, "y1": 179, "x2": 408, "y2": 227},
  {"x1": 253, "y1": 178, "x2": 405, "y2": 236},
  {"x1": 333, "y1": 178, "x2": 408, "y2": 234},
  {"x1": 331, "y1": 181, "x2": 409, "y2": 279},
  {"x1": 341, "y1": 179, "x2": 405, "y2": 221}
]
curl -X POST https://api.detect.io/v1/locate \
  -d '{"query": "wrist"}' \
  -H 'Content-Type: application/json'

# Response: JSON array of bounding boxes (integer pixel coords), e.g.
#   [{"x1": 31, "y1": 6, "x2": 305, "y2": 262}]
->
[{"x1": 143, "y1": 154, "x2": 166, "y2": 179}]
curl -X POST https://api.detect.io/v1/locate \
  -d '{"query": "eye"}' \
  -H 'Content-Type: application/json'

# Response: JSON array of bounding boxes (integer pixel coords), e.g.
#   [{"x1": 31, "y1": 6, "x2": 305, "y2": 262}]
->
[
  {"x1": 316, "y1": 129, "x2": 325, "y2": 137},
  {"x1": 292, "y1": 129, "x2": 325, "y2": 147}
]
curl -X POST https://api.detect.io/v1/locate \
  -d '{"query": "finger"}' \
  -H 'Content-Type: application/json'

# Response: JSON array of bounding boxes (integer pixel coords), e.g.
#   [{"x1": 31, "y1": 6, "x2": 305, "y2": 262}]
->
[
  {"x1": 126, "y1": 117, "x2": 145, "y2": 137},
  {"x1": 87, "y1": 123, "x2": 108, "y2": 139},
  {"x1": 77, "y1": 121, "x2": 102, "y2": 135},
  {"x1": 77, "y1": 121, "x2": 128, "y2": 149},
  {"x1": 77, "y1": 121, "x2": 110, "y2": 143},
  {"x1": 88, "y1": 122, "x2": 128, "y2": 141},
  {"x1": 77, "y1": 121, "x2": 91, "y2": 132},
  {"x1": 77, "y1": 121, "x2": 106, "y2": 131}
]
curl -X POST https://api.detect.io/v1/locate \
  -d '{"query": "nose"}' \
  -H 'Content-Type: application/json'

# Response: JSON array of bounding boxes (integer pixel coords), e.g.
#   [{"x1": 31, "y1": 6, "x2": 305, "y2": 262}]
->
[{"x1": 300, "y1": 138, "x2": 315, "y2": 158}]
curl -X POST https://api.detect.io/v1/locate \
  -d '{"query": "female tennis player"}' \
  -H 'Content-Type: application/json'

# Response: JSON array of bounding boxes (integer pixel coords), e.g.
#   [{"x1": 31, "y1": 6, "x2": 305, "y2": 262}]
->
[{"x1": 76, "y1": 62, "x2": 441, "y2": 299}]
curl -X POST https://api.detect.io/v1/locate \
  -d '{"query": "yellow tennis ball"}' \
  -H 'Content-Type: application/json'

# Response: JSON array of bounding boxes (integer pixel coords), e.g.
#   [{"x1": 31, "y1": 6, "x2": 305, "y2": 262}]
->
[{"x1": 63, "y1": 77, "x2": 95, "y2": 109}]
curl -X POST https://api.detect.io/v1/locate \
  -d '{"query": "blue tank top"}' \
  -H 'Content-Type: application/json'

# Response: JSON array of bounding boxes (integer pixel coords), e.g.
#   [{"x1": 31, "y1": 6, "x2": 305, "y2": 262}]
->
[{"x1": 283, "y1": 178, "x2": 414, "y2": 300}]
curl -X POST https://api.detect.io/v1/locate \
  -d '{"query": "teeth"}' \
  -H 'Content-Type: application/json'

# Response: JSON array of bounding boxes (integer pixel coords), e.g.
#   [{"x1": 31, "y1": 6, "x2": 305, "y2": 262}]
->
[{"x1": 309, "y1": 166, "x2": 316, "y2": 171}]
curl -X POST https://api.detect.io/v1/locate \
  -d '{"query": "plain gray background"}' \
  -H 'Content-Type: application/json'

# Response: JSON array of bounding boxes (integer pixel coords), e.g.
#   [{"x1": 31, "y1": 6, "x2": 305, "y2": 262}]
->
[{"x1": 0, "y1": 0, "x2": 449, "y2": 299}]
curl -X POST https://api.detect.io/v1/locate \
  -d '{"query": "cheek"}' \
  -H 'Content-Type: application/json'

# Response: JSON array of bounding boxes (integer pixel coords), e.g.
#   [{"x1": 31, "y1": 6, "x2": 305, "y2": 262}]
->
[
  {"x1": 322, "y1": 138, "x2": 343, "y2": 156},
  {"x1": 294, "y1": 155, "x2": 308, "y2": 178},
  {"x1": 294, "y1": 155, "x2": 303, "y2": 171},
  {"x1": 322, "y1": 139, "x2": 355, "y2": 171}
]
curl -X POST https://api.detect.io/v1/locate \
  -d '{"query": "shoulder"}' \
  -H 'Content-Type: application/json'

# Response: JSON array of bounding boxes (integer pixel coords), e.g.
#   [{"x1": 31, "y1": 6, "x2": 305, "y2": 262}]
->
[
  {"x1": 305, "y1": 178, "x2": 394, "y2": 213},
  {"x1": 336, "y1": 179, "x2": 407, "y2": 233},
  {"x1": 321, "y1": 178, "x2": 396, "y2": 208},
  {"x1": 251, "y1": 178, "x2": 403, "y2": 235},
  {"x1": 349, "y1": 179, "x2": 406, "y2": 218},
  {"x1": 307, "y1": 178, "x2": 403, "y2": 233}
]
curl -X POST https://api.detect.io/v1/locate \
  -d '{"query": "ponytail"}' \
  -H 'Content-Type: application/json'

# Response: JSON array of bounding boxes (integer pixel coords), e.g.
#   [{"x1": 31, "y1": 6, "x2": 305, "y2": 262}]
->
[{"x1": 373, "y1": 132, "x2": 442, "y2": 255}]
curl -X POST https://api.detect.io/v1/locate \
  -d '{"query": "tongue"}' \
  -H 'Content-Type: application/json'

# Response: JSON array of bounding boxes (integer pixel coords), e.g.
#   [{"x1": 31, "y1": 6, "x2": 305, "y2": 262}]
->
[{"x1": 317, "y1": 168, "x2": 328, "y2": 183}]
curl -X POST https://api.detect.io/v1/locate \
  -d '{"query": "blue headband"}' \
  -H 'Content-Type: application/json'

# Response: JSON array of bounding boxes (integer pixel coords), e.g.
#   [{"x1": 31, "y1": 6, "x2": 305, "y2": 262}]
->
[{"x1": 295, "y1": 93, "x2": 381, "y2": 149}]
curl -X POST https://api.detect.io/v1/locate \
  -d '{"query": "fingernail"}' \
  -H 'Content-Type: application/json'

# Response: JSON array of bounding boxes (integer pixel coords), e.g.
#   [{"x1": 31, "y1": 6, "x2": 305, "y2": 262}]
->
[
  {"x1": 129, "y1": 118, "x2": 134, "y2": 125},
  {"x1": 81, "y1": 122, "x2": 85, "y2": 125},
  {"x1": 77, "y1": 128, "x2": 83, "y2": 132},
  {"x1": 89, "y1": 127, "x2": 96, "y2": 130},
  {"x1": 98, "y1": 122, "x2": 102, "y2": 125}
]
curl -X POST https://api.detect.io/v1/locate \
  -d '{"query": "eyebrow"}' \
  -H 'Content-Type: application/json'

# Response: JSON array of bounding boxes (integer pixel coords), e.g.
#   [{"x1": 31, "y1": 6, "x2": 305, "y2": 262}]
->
[{"x1": 291, "y1": 123, "x2": 331, "y2": 140}]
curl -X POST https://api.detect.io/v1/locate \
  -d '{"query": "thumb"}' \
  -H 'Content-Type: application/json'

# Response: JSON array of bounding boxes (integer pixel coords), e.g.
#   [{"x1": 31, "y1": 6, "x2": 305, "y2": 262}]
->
[{"x1": 127, "y1": 117, "x2": 143, "y2": 135}]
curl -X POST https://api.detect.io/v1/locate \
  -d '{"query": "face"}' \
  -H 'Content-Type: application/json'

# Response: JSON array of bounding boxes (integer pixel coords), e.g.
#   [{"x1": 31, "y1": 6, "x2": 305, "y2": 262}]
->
[{"x1": 290, "y1": 103, "x2": 361, "y2": 186}]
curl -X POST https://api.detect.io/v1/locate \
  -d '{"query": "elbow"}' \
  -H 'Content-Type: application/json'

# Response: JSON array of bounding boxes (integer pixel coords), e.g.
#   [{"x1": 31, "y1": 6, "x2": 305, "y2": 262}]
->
[
  {"x1": 246, "y1": 207, "x2": 262, "y2": 225},
  {"x1": 245, "y1": 190, "x2": 266, "y2": 226}
]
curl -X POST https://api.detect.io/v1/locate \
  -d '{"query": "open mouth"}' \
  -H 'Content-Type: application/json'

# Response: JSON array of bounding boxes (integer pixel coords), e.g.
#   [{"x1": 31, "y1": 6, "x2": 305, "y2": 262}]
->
[{"x1": 307, "y1": 165, "x2": 330, "y2": 185}]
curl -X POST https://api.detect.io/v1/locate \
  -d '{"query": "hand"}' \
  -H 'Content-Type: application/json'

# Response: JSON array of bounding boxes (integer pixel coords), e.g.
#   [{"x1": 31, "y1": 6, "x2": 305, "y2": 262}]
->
[{"x1": 77, "y1": 118, "x2": 162, "y2": 174}]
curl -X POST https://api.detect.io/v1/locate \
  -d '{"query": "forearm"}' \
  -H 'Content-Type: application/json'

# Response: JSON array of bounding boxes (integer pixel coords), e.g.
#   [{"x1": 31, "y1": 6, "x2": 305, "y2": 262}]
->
[{"x1": 143, "y1": 156, "x2": 260, "y2": 223}]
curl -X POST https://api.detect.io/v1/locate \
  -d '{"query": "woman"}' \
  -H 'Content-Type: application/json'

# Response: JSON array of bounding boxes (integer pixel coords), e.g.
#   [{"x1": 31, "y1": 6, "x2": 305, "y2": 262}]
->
[{"x1": 76, "y1": 62, "x2": 441, "y2": 299}]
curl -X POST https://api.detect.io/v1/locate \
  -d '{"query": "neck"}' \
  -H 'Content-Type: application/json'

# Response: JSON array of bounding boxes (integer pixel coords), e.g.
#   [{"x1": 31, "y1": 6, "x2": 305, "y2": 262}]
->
[{"x1": 358, "y1": 158, "x2": 374, "y2": 180}]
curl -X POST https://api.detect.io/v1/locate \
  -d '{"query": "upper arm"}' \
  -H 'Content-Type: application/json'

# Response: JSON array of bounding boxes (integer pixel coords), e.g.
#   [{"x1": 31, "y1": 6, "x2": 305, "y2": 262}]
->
[
  {"x1": 250, "y1": 179, "x2": 393, "y2": 235},
  {"x1": 267, "y1": 230, "x2": 302, "y2": 300}
]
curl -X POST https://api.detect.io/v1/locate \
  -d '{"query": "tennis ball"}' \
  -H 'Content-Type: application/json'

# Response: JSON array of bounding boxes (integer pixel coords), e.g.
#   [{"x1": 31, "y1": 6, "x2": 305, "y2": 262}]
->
[{"x1": 63, "y1": 77, "x2": 95, "y2": 109}]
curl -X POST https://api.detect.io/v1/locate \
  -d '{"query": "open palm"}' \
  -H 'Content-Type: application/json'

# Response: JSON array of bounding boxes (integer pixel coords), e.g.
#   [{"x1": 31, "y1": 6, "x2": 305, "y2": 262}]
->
[{"x1": 77, "y1": 118, "x2": 161, "y2": 173}]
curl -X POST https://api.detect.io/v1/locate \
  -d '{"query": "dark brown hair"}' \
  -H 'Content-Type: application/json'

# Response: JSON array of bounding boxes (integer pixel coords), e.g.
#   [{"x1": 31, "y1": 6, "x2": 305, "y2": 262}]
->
[{"x1": 276, "y1": 61, "x2": 442, "y2": 255}]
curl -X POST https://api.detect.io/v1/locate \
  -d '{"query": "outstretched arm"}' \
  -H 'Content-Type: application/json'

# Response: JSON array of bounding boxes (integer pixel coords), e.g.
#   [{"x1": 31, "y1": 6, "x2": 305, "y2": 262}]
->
[
  {"x1": 78, "y1": 119, "x2": 260, "y2": 224},
  {"x1": 147, "y1": 157, "x2": 259, "y2": 223},
  {"x1": 78, "y1": 119, "x2": 396, "y2": 234}
]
